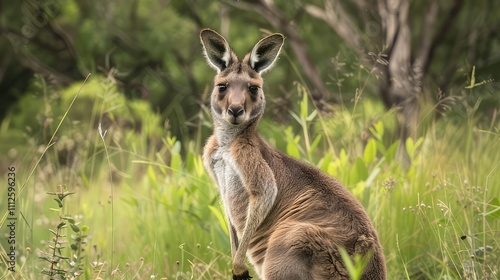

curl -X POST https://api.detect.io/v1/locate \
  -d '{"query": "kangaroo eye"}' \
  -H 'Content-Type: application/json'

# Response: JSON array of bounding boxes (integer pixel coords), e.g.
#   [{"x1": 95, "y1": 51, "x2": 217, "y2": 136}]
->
[
  {"x1": 217, "y1": 84, "x2": 227, "y2": 92},
  {"x1": 249, "y1": 85, "x2": 259, "y2": 95}
]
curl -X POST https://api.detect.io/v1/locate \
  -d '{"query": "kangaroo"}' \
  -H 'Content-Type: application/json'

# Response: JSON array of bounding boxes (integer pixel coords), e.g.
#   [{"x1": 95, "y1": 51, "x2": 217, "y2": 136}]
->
[{"x1": 200, "y1": 28, "x2": 386, "y2": 280}]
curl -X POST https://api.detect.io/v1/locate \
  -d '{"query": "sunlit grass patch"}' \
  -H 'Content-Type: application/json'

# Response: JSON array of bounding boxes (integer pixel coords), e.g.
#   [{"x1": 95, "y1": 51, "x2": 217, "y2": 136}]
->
[{"x1": 0, "y1": 73, "x2": 498, "y2": 279}]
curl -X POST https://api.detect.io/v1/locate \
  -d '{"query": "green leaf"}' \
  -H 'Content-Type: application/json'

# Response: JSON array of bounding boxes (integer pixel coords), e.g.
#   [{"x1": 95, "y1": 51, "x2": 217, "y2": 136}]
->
[
  {"x1": 70, "y1": 244, "x2": 78, "y2": 251},
  {"x1": 339, "y1": 247, "x2": 357, "y2": 279},
  {"x1": 285, "y1": 127, "x2": 301, "y2": 158},
  {"x1": 484, "y1": 198, "x2": 500, "y2": 219},
  {"x1": 121, "y1": 196, "x2": 139, "y2": 206},
  {"x1": 351, "y1": 157, "x2": 368, "y2": 182},
  {"x1": 385, "y1": 141, "x2": 399, "y2": 164},
  {"x1": 375, "y1": 141, "x2": 387, "y2": 154},
  {"x1": 318, "y1": 152, "x2": 333, "y2": 172},
  {"x1": 193, "y1": 154, "x2": 205, "y2": 177},
  {"x1": 465, "y1": 66, "x2": 476, "y2": 88},
  {"x1": 170, "y1": 153, "x2": 183, "y2": 172},
  {"x1": 62, "y1": 217, "x2": 76, "y2": 224},
  {"x1": 289, "y1": 111, "x2": 301, "y2": 125},
  {"x1": 286, "y1": 141, "x2": 300, "y2": 159},
  {"x1": 470, "y1": 66, "x2": 476, "y2": 86},
  {"x1": 369, "y1": 121, "x2": 384, "y2": 141},
  {"x1": 165, "y1": 136, "x2": 177, "y2": 147},
  {"x1": 70, "y1": 223, "x2": 80, "y2": 233},
  {"x1": 310, "y1": 134, "x2": 322, "y2": 154},
  {"x1": 338, "y1": 247, "x2": 371, "y2": 280},
  {"x1": 406, "y1": 138, "x2": 415, "y2": 159},
  {"x1": 415, "y1": 137, "x2": 424, "y2": 150},
  {"x1": 81, "y1": 225, "x2": 90, "y2": 232},
  {"x1": 356, "y1": 157, "x2": 368, "y2": 180},
  {"x1": 58, "y1": 192, "x2": 75, "y2": 201},
  {"x1": 170, "y1": 140, "x2": 183, "y2": 171},
  {"x1": 365, "y1": 167, "x2": 381, "y2": 188},
  {"x1": 300, "y1": 89, "x2": 309, "y2": 119},
  {"x1": 339, "y1": 149, "x2": 348, "y2": 167},
  {"x1": 406, "y1": 137, "x2": 424, "y2": 159},
  {"x1": 363, "y1": 139, "x2": 377, "y2": 164},
  {"x1": 306, "y1": 110, "x2": 318, "y2": 122},
  {"x1": 54, "y1": 198, "x2": 63, "y2": 208},
  {"x1": 208, "y1": 205, "x2": 228, "y2": 236}
]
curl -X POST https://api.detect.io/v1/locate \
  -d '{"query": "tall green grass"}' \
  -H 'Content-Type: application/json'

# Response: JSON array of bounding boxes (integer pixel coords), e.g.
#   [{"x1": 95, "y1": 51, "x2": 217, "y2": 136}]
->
[{"x1": 0, "y1": 74, "x2": 498, "y2": 279}]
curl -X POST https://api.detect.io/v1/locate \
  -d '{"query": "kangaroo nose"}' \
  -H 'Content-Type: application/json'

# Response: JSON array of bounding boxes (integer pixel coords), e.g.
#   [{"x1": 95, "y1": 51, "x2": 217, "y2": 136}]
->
[{"x1": 228, "y1": 106, "x2": 244, "y2": 118}]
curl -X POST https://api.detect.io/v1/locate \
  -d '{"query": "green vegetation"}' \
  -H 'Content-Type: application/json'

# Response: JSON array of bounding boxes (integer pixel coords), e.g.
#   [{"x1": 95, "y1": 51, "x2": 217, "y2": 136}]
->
[
  {"x1": 40, "y1": 186, "x2": 89, "y2": 278},
  {"x1": 0, "y1": 72, "x2": 498, "y2": 279},
  {"x1": 1, "y1": 1, "x2": 499, "y2": 278}
]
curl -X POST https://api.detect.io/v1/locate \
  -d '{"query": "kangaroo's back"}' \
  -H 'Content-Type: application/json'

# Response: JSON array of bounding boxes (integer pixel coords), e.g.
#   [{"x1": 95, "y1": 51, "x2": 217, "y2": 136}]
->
[
  {"x1": 200, "y1": 28, "x2": 386, "y2": 280},
  {"x1": 255, "y1": 139, "x2": 386, "y2": 278}
]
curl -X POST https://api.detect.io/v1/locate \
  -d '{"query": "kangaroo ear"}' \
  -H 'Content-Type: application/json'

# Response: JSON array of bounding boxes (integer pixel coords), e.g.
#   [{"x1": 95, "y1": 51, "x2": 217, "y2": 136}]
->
[
  {"x1": 249, "y1": 33, "x2": 285, "y2": 74},
  {"x1": 200, "y1": 29, "x2": 233, "y2": 72}
]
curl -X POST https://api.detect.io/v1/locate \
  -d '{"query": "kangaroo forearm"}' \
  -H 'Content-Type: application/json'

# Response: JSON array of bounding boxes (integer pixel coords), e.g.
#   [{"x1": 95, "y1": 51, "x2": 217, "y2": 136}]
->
[
  {"x1": 233, "y1": 183, "x2": 277, "y2": 273},
  {"x1": 233, "y1": 146, "x2": 277, "y2": 265},
  {"x1": 202, "y1": 135, "x2": 218, "y2": 182},
  {"x1": 230, "y1": 223, "x2": 238, "y2": 259}
]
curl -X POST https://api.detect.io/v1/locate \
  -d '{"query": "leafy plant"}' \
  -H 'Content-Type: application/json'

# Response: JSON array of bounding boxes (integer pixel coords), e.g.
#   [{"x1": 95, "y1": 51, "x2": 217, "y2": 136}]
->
[
  {"x1": 339, "y1": 247, "x2": 372, "y2": 280},
  {"x1": 1, "y1": 52, "x2": 498, "y2": 280},
  {"x1": 40, "y1": 185, "x2": 89, "y2": 279}
]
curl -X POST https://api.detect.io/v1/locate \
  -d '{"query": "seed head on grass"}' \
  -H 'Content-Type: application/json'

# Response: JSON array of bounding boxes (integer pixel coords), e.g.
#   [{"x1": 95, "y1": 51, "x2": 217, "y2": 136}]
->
[{"x1": 382, "y1": 176, "x2": 397, "y2": 193}]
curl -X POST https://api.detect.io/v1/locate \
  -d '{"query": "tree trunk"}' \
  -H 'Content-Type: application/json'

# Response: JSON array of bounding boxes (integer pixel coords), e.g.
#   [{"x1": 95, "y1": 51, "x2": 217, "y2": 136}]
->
[
  {"x1": 226, "y1": 0, "x2": 334, "y2": 105},
  {"x1": 305, "y1": 0, "x2": 462, "y2": 165},
  {"x1": 377, "y1": 0, "x2": 421, "y2": 165}
]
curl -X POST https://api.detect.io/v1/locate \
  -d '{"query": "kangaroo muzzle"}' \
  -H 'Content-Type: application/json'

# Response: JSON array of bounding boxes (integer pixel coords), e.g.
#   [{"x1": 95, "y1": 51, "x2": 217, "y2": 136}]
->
[{"x1": 225, "y1": 90, "x2": 247, "y2": 125}]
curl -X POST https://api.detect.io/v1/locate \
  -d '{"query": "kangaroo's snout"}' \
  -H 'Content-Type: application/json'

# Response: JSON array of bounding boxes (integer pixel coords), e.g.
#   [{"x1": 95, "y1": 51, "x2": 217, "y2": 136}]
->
[
  {"x1": 228, "y1": 106, "x2": 244, "y2": 118},
  {"x1": 224, "y1": 88, "x2": 247, "y2": 124}
]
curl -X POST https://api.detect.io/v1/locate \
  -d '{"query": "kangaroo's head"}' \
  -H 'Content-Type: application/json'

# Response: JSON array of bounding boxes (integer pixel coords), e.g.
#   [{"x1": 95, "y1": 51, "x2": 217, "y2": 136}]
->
[{"x1": 200, "y1": 29, "x2": 284, "y2": 130}]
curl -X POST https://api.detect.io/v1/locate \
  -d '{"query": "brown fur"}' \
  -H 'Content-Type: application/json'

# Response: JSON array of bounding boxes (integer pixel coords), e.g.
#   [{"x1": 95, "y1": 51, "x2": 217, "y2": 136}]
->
[{"x1": 200, "y1": 28, "x2": 386, "y2": 280}]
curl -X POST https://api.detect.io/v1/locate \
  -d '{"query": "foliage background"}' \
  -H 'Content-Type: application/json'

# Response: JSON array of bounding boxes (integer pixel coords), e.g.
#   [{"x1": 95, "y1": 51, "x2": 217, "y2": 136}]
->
[{"x1": 0, "y1": 0, "x2": 499, "y2": 279}]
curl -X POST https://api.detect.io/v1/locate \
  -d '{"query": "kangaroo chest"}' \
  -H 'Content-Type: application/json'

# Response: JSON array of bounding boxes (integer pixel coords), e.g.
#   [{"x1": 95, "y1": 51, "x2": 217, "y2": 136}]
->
[{"x1": 210, "y1": 147, "x2": 249, "y2": 232}]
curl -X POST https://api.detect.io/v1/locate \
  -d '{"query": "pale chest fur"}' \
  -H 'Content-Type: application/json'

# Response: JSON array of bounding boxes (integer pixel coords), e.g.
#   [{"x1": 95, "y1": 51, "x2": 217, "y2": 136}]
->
[{"x1": 209, "y1": 147, "x2": 249, "y2": 234}]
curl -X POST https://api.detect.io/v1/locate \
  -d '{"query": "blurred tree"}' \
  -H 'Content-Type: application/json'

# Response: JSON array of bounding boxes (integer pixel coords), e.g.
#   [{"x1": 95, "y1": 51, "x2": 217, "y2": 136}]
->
[
  {"x1": 226, "y1": 0, "x2": 334, "y2": 107},
  {"x1": 229, "y1": 0, "x2": 499, "y2": 163},
  {"x1": 0, "y1": 0, "x2": 80, "y2": 118},
  {"x1": 0, "y1": 0, "x2": 221, "y2": 141},
  {"x1": 1, "y1": 0, "x2": 498, "y2": 156}
]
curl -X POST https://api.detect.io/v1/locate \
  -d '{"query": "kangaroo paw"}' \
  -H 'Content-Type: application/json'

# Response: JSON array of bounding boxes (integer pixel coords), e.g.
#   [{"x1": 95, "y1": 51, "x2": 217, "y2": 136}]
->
[{"x1": 232, "y1": 270, "x2": 252, "y2": 280}]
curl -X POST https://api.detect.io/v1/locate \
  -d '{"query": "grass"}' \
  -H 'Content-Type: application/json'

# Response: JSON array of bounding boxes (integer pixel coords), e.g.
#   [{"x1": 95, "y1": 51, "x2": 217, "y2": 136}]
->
[{"x1": 0, "y1": 74, "x2": 499, "y2": 279}]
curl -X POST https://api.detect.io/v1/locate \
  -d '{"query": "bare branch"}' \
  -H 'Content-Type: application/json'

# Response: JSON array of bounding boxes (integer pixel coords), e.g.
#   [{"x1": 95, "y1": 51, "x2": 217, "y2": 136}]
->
[
  {"x1": 16, "y1": 49, "x2": 73, "y2": 85},
  {"x1": 426, "y1": 0, "x2": 465, "y2": 74},
  {"x1": 413, "y1": 2, "x2": 438, "y2": 82},
  {"x1": 386, "y1": 0, "x2": 412, "y2": 72},
  {"x1": 48, "y1": 22, "x2": 78, "y2": 60},
  {"x1": 227, "y1": 0, "x2": 334, "y2": 103},
  {"x1": 304, "y1": 2, "x2": 364, "y2": 52}
]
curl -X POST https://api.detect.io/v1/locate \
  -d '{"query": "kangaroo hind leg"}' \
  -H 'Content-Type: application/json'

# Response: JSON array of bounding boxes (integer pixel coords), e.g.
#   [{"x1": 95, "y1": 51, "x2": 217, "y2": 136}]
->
[
  {"x1": 261, "y1": 240, "x2": 314, "y2": 280},
  {"x1": 262, "y1": 224, "x2": 353, "y2": 280}
]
